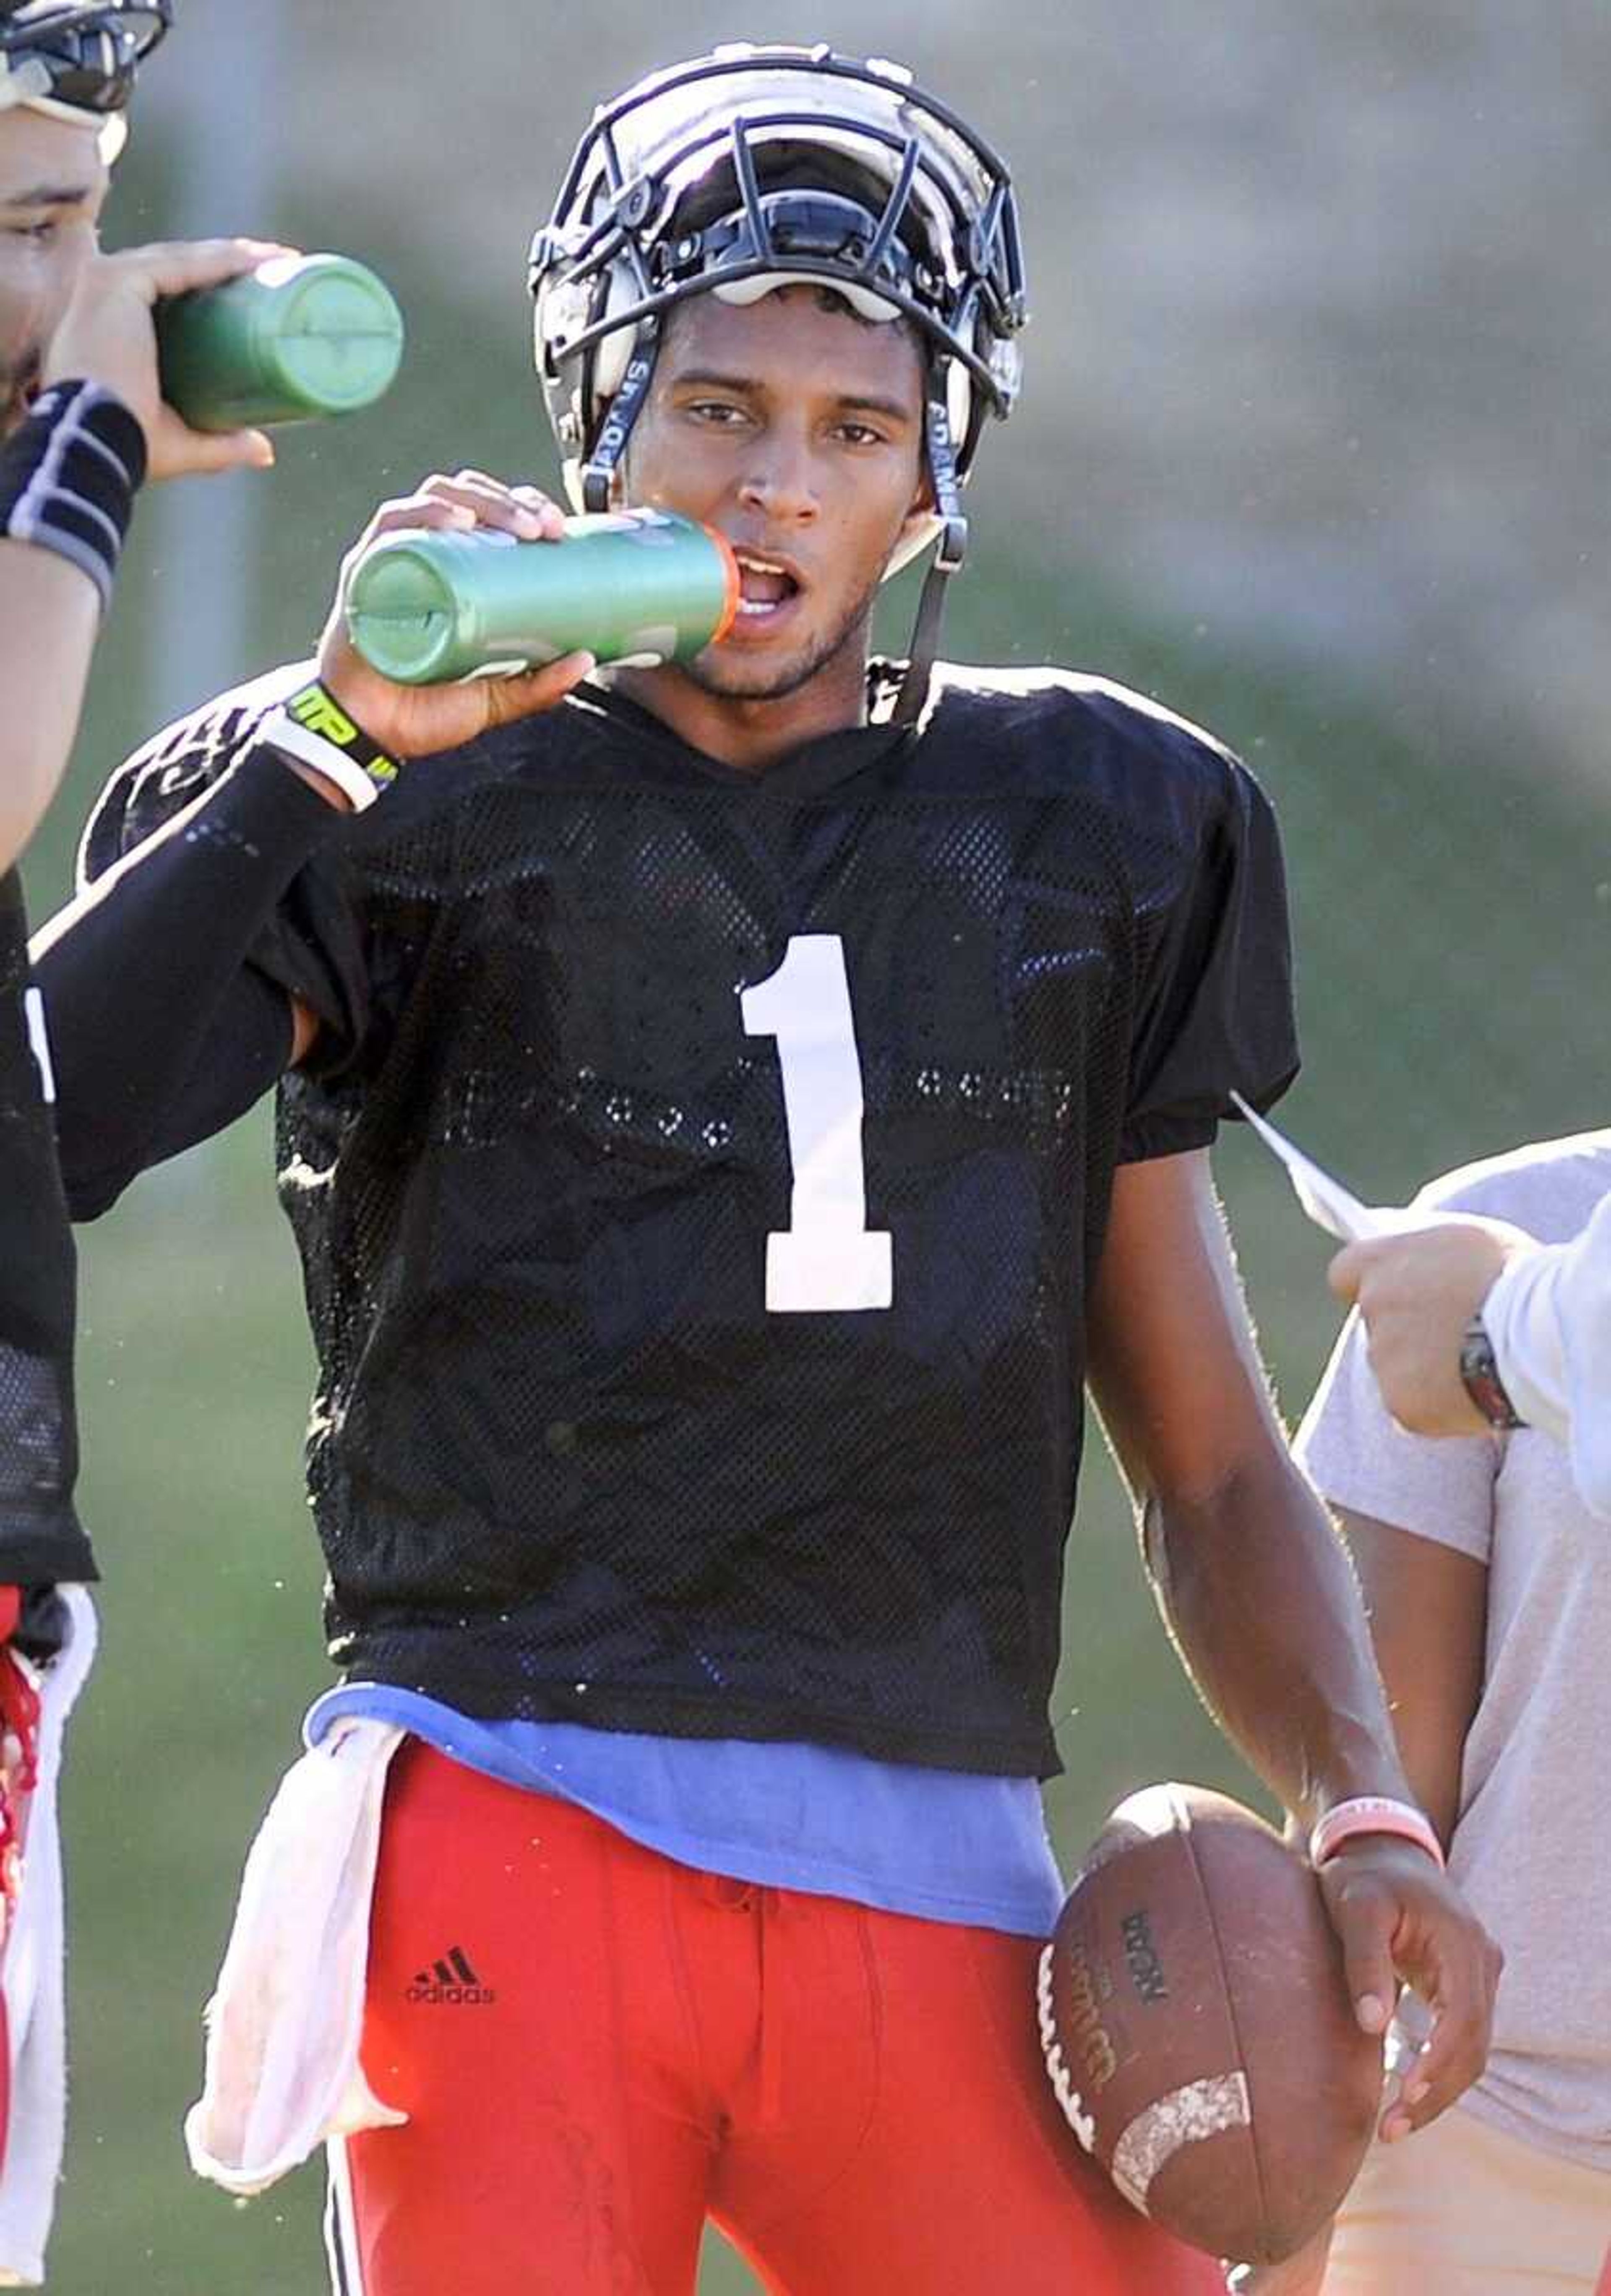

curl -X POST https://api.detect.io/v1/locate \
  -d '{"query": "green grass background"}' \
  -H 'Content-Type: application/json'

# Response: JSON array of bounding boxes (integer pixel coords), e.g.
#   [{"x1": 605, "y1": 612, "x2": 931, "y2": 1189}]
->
[{"x1": 16, "y1": 170, "x2": 1611, "y2": 2294}]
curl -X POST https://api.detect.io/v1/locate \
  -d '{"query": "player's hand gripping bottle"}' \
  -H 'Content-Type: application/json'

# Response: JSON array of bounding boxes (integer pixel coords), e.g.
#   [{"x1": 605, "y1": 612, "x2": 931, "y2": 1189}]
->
[
  {"x1": 156, "y1": 253, "x2": 404, "y2": 432},
  {"x1": 342, "y1": 510, "x2": 741, "y2": 682}
]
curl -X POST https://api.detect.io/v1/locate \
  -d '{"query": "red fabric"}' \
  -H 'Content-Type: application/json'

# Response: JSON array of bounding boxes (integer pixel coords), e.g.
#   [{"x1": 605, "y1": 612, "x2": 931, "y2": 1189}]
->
[
  {"x1": 0, "y1": 1648, "x2": 40, "y2": 1796},
  {"x1": 0, "y1": 1637, "x2": 38, "y2": 2180},
  {"x1": 339, "y1": 1743, "x2": 1224, "y2": 2296}
]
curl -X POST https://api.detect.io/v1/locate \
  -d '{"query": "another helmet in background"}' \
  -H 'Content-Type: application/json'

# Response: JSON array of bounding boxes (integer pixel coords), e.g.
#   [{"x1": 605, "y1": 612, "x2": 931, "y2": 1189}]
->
[{"x1": 0, "y1": 1, "x2": 172, "y2": 160}]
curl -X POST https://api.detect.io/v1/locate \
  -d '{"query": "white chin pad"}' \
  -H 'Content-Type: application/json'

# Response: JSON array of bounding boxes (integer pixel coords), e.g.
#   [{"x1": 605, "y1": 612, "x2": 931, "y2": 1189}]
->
[
  {"x1": 885, "y1": 512, "x2": 944, "y2": 579},
  {"x1": 713, "y1": 271, "x2": 901, "y2": 325},
  {"x1": 593, "y1": 326, "x2": 636, "y2": 404},
  {"x1": 948, "y1": 360, "x2": 972, "y2": 454}
]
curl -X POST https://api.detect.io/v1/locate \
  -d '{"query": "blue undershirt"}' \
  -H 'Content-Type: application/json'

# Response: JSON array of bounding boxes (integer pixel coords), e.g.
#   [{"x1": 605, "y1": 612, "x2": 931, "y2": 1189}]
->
[{"x1": 307, "y1": 1684, "x2": 1064, "y2": 1939}]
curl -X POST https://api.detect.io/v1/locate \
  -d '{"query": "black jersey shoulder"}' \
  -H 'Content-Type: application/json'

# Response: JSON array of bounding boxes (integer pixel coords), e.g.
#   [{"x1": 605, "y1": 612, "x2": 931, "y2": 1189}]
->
[
  {"x1": 912, "y1": 660, "x2": 1256, "y2": 821},
  {"x1": 76, "y1": 661, "x2": 604, "y2": 887},
  {"x1": 431, "y1": 659, "x2": 1263, "y2": 830},
  {"x1": 78, "y1": 658, "x2": 317, "y2": 886},
  {"x1": 80, "y1": 655, "x2": 1266, "y2": 891},
  {"x1": 900, "y1": 662, "x2": 1282, "y2": 924}
]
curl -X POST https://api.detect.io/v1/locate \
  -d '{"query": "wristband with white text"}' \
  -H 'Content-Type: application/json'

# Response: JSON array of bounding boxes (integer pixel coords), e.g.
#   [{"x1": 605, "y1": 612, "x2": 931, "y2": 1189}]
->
[{"x1": 260, "y1": 678, "x2": 401, "y2": 813}]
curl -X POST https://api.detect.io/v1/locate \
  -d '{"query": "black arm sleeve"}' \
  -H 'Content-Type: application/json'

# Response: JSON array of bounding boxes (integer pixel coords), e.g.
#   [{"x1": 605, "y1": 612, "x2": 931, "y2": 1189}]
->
[{"x1": 33, "y1": 738, "x2": 355, "y2": 1217}]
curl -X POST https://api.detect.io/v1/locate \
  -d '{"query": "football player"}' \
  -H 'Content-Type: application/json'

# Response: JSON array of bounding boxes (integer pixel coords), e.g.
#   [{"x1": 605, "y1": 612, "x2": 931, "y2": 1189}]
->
[
  {"x1": 33, "y1": 47, "x2": 1500, "y2": 2296},
  {"x1": 0, "y1": 0, "x2": 281, "y2": 2267},
  {"x1": 0, "y1": 0, "x2": 274, "y2": 1617}
]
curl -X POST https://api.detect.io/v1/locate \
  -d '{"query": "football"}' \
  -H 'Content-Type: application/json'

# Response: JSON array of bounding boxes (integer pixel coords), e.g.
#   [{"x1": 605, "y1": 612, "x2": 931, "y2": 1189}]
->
[{"x1": 1037, "y1": 1782, "x2": 1382, "y2": 2265}]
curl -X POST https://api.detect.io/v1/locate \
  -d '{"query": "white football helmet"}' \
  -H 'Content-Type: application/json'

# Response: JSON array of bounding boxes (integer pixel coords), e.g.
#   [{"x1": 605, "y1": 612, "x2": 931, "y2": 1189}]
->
[
  {"x1": 529, "y1": 45, "x2": 1029, "y2": 717},
  {"x1": 0, "y1": 1, "x2": 170, "y2": 160}
]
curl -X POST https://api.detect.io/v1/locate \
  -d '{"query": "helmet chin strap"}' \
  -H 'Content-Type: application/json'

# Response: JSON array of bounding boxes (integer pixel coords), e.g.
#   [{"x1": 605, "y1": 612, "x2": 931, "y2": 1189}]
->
[
  {"x1": 894, "y1": 383, "x2": 966, "y2": 727},
  {"x1": 579, "y1": 313, "x2": 662, "y2": 513}
]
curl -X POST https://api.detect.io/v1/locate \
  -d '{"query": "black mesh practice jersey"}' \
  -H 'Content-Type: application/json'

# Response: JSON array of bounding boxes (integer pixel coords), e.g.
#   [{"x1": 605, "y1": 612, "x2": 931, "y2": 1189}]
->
[
  {"x1": 0, "y1": 869, "x2": 94, "y2": 1585},
  {"x1": 84, "y1": 662, "x2": 1297, "y2": 1775}
]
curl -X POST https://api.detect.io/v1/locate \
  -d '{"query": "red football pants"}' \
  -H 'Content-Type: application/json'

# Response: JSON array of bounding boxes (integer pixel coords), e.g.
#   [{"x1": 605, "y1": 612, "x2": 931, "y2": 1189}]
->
[{"x1": 330, "y1": 1741, "x2": 1223, "y2": 2296}]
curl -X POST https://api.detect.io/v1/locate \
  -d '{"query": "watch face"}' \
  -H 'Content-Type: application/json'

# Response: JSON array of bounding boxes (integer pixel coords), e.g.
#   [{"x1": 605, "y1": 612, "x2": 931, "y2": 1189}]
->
[{"x1": 1459, "y1": 1317, "x2": 1524, "y2": 1431}]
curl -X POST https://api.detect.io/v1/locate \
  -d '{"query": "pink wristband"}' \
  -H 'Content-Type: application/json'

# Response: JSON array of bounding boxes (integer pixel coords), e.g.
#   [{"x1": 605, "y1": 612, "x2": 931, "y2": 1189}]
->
[{"x1": 1309, "y1": 1796, "x2": 1446, "y2": 1873}]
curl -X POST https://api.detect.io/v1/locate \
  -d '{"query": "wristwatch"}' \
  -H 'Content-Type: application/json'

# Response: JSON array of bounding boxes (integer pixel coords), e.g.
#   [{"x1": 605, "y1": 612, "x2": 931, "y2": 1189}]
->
[{"x1": 1458, "y1": 1312, "x2": 1525, "y2": 1430}]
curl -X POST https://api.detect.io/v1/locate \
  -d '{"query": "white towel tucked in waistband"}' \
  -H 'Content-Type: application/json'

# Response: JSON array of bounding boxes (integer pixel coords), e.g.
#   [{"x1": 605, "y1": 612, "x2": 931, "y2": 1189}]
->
[
  {"x1": 184, "y1": 1716, "x2": 408, "y2": 2197},
  {"x1": 0, "y1": 1585, "x2": 97, "y2": 2288}
]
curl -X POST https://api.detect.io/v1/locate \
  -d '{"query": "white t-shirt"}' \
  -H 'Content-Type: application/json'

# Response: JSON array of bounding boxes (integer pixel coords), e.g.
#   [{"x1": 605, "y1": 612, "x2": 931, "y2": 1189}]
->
[
  {"x1": 1484, "y1": 1183, "x2": 1611, "y2": 1517},
  {"x1": 1298, "y1": 1130, "x2": 1611, "y2": 2174}
]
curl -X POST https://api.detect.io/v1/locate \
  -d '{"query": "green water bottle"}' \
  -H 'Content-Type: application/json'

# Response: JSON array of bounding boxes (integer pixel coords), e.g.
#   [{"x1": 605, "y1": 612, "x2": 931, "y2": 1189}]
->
[
  {"x1": 156, "y1": 253, "x2": 405, "y2": 432},
  {"x1": 343, "y1": 509, "x2": 741, "y2": 683}
]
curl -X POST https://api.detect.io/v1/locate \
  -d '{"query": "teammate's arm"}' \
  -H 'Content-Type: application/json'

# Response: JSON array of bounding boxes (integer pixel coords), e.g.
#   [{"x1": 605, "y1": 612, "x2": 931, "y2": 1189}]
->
[
  {"x1": 0, "y1": 537, "x2": 98, "y2": 872},
  {"x1": 0, "y1": 237, "x2": 281, "y2": 871},
  {"x1": 1335, "y1": 1509, "x2": 1486, "y2": 1851},
  {"x1": 1084, "y1": 1147, "x2": 1501, "y2": 2139},
  {"x1": 1333, "y1": 1196, "x2": 1611, "y2": 1517},
  {"x1": 1326, "y1": 1217, "x2": 1526, "y2": 1440}
]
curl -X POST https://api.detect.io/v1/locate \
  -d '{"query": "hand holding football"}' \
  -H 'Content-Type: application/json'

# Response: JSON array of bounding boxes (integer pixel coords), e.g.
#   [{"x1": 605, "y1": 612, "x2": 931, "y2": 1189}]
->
[{"x1": 1038, "y1": 1783, "x2": 1382, "y2": 2265}]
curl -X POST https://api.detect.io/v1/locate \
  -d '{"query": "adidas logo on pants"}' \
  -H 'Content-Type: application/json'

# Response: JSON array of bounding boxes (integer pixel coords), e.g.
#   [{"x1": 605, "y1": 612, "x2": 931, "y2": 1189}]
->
[{"x1": 404, "y1": 1945, "x2": 495, "y2": 2006}]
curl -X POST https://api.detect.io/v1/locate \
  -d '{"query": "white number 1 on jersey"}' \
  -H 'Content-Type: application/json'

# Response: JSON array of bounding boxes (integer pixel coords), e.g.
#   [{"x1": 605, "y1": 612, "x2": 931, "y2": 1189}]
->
[{"x1": 740, "y1": 935, "x2": 893, "y2": 1313}]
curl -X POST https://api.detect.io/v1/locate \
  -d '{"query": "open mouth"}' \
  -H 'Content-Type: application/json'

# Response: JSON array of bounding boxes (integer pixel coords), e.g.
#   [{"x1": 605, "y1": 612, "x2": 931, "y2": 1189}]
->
[{"x1": 733, "y1": 549, "x2": 804, "y2": 624}]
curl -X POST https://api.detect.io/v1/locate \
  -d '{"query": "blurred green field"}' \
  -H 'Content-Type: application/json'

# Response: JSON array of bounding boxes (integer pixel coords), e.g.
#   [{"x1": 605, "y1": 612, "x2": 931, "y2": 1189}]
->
[{"x1": 17, "y1": 155, "x2": 1611, "y2": 2296}]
